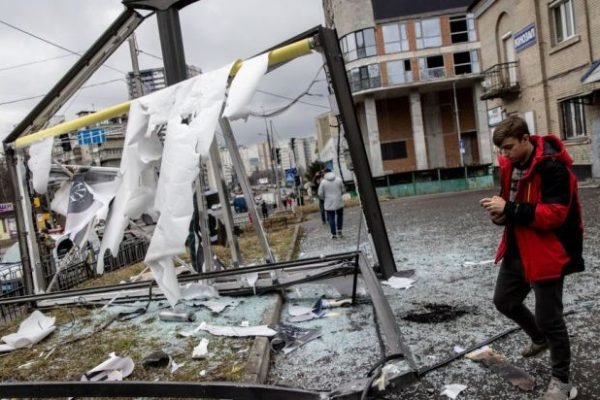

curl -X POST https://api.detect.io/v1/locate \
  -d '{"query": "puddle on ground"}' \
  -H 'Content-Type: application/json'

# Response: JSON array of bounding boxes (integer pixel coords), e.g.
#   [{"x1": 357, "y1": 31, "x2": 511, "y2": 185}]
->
[{"x1": 402, "y1": 303, "x2": 468, "y2": 323}]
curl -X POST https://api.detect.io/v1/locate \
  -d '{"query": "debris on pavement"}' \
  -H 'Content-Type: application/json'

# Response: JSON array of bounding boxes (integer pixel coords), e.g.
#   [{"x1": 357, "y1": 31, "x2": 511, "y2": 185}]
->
[
  {"x1": 190, "y1": 299, "x2": 238, "y2": 313},
  {"x1": 192, "y1": 338, "x2": 210, "y2": 359},
  {"x1": 158, "y1": 310, "x2": 196, "y2": 322},
  {"x1": 461, "y1": 259, "x2": 495, "y2": 267},
  {"x1": 195, "y1": 321, "x2": 277, "y2": 337},
  {"x1": 141, "y1": 351, "x2": 170, "y2": 369},
  {"x1": 440, "y1": 383, "x2": 467, "y2": 399},
  {"x1": 81, "y1": 352, "x2": 134, "y2": 382},
  {"x1": 179, "y1": 282, "x2": 219, "y2": 300},
  {"x1": 381, "y1": 276, "x2": 415, "y2": 290},
  {"x1": 288, "y1": 297, "x2": 352, "y2": 322},
  {"x1": 466, "y1": 346, "x2": 535, "y2": 391},
  {"x1": 269, "y1": 324, "x2": 322, "y2": 354},
  {"x1": 0, "y1": 310, "x2": 56, "y2": 353}
]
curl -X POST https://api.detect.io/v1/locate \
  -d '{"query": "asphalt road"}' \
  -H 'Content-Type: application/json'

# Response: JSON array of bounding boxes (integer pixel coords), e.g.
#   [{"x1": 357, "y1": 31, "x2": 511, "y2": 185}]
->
[{"x1": 270, "y1": 186, "x2": 600, "y2": 399}]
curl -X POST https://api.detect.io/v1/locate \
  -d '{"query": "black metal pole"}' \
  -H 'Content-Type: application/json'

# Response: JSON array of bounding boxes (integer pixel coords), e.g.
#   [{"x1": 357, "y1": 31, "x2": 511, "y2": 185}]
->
[
  {"x1": 318, "y1": 27, "x2": 397, "y2": 279},
  {"x1": 156, "y1": 7, "x2": 189, "y2": 85}
]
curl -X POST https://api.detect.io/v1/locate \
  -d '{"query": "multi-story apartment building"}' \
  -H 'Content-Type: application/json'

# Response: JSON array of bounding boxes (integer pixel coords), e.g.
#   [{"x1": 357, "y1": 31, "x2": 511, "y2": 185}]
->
[
  {"x1": 126, "y1": 66, "x2": 202, "y2": 99},
  {"x1": 323, "y1": 0, "x2": 494, "y2": 190},
  {"x1": 256, "y1": 141, "x2": 273, "y2": 172},
  {"x1": 469, "y1": 0, "x2": 600, "y2": 179}
]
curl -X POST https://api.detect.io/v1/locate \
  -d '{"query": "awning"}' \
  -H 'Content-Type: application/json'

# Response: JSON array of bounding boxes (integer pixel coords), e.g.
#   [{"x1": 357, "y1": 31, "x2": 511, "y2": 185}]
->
[{"x1": 581, "y1": 60, "x2": 600, "y2": 84}]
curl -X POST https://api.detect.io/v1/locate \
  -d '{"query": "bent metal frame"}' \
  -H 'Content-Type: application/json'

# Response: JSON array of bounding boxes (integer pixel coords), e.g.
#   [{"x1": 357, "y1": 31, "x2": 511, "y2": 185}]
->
[{"x1": 1, "y1": 1, "x2": 415, "y2": 398}]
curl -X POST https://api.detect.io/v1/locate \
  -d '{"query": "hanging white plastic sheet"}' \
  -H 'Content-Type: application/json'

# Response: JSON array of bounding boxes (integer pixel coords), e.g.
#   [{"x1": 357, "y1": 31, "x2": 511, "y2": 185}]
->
[
  {"x1": 27, "y1": 136, "x2": 54, "y2": 194},
  {"x1": 222, "y1": 53, "x2": 269, "y2": 121},
  {"x1": 98, "y1": 63, "x2": 234, "y2": 307}
]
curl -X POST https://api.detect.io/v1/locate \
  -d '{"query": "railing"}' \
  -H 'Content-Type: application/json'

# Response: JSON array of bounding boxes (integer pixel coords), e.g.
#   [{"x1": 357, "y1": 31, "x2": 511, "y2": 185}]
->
[
  {"x1": 0, "y1": 237, "x2": 149, "y2": 325},
  {"x1": 481, "y1": 61, "x2": 520, "y2": 100}
]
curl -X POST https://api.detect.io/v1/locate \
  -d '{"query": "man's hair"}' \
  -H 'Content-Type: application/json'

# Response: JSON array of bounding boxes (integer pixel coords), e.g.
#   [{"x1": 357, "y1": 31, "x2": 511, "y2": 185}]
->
[
  {"x1": 324, "y1": 168, "x2": 331, "y2": 173},
  {"x1": 492, "y1": 116, "x2": 530, "y2": 146}
]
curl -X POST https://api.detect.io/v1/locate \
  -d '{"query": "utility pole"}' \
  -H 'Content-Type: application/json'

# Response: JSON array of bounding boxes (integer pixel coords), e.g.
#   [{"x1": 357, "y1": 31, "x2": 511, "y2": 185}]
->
[
  {"x1": 265, "y1": 119, "x2": 281, "y2": 209},
  {"x1": 127, "y1": 33, "x2": 143, "y2": 98},
  {"x1": 289, "y1": 137, "x2": 303, "y2": 206}
]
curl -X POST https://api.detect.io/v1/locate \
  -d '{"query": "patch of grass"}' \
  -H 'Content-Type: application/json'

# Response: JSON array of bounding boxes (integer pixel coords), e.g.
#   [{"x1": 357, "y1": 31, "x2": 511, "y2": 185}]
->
[
  {"x1": 76, "y1": 262, "x2": 147, "y2": 289},
  {"x1": 213, "y1": 226, "x2": 297, "y2": 265}
]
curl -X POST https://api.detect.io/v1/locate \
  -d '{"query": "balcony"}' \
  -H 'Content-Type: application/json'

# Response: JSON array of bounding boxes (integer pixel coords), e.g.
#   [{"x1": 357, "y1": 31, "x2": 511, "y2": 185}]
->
[{"x1": 480, "y1": 62, "x2": 520, "y2": 100}]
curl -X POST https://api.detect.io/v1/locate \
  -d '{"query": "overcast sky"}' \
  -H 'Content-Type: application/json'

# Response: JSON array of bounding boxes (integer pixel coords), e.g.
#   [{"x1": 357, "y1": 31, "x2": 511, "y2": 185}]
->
[{"x1": 0, "y1": 0, "x2": 330, "y2": 151}]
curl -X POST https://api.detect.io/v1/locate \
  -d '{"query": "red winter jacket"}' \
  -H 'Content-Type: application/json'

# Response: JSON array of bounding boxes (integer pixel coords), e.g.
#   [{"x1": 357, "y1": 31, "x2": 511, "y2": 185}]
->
[{"x1": 495, "y1": 134, "x2": 584, "y2": 282}]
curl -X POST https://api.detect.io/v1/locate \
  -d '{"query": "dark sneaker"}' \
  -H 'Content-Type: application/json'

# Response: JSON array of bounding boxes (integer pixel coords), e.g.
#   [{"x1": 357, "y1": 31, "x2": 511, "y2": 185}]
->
[
  {"x1": 540, "y1": 377, "x2": 577, "y2": 400},
  {"x1": 331, "y1": 234, "x2": 337, "y2": 239},
  {"x1": 521, "y1": 340, "x2": 549, "y2": 357},
  {"x1": 337, "y1": 231, "x2": 343, "y2": 238}
]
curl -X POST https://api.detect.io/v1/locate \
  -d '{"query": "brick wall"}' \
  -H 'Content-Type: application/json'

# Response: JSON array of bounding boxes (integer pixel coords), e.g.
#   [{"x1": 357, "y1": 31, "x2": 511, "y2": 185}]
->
[{"x1": 376, "y1": 96, "x2": 417, "y2": 171}]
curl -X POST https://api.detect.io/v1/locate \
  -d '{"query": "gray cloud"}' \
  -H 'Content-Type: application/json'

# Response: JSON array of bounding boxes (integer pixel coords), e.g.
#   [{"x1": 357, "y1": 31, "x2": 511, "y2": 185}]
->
[{"x1": 0, "y1": 0, "x2": 329, "y2": 147}]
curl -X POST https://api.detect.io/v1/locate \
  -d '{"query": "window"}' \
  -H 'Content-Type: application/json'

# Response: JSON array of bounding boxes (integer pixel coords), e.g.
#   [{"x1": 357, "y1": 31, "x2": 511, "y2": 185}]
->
[
  {"x1": 418, "y1": 55, "x2": 445, "y2": 80},
  {"x1": 382, "y1": 22, "x2": 409, "y2": 53},
  {"x1": 561, "y1": 100, "x2": 586, "y2": 139},
  {"x1": 415, "y1": 18, "x2": 442, "y2": 49},
  {"x1": 450, "y1": 14, "x2": 477, "y2": 43},
  {"x1": 340, "y1": 28, "x2": 376, "y2": 62},
  {"x1": 453, "y1": 51, "x2": 480, "y2": 75},
  {"x1": 381, "y1": 141, "x2": 408, "y2": 160},
  {"x1": 551, "y1": 0, "x2": 575, "y2": 43},
  {"x1": 348, "y1": 64, "x2": 381, "y2": 92},
  {"x1": 386, "y1": 59, "x2": 412, "y2": 85}
]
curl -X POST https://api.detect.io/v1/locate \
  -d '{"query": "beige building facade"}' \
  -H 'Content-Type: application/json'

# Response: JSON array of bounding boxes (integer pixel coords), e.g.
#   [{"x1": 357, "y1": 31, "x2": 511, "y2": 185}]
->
[
  {"x1": 323, "y1": 0, "x2": 493, "y2": 180},
  {"x1": 470, "y1": 0, "x2": 600, "y2": 178}
]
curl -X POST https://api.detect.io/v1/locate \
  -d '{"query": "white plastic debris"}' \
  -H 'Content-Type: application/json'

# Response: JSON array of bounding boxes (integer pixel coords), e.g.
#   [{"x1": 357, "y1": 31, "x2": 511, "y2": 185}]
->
[
  {"x1": 192, "y1": 338, "x2": 210, "y2": 359},
  {"x1": 241, "y1": 272, "x2": 259, "y2": 294},
  {"x1": 240, "y1": 321, "x2": 250, "y2": 327},
  {"x1": 200, "y1": 370, "x2": 207, "y2": 377},
  {"x1": 454, "y1": 345, "x2": 465, "y2": 353},
  {"x1": 441, "y1": 384, "x2": 467, "y2": 399},
  {"x1": 0, "y1": 311, "x2": 56, "y2": 353},
  {"x1": 180, "y1": 282, "x2": 219, "y2": 300},
  {"x1": 170, "y1": 358, "x2": 184, "y2": 373},
  {"x1": 381, "y1": 276, "x2": 415, "y2": 290},
  {"x1": 81, "y1": 352, "x2": 134, "y2": 382},
  {"x1": 195, "y1": 321, "x2": 277, "y2": 337},
  {"x1": 462, "y1": 259, "x2": 494, "y2": 267}
]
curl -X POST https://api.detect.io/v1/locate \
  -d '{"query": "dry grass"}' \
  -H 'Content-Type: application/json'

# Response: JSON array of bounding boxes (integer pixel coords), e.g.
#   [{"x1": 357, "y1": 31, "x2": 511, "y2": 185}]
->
[
  {"x1": 0, "y1": 308, "x2": 252, "y2": 383},
  {"x1": 76, "y1": 262, "x2": 147, "y2": 289},
  {"x1": 213, "y1": 226, "x2": 296, "y2": 265},
  {"x1": 0, "y1": 219, "x2": 301, "y2": 386}
]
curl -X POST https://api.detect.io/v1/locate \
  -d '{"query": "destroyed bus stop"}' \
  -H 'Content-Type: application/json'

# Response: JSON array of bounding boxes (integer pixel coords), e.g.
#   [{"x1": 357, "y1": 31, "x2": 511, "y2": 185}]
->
[{"x1": 0, "y1": 1, "x2": 420, "y2": 397}]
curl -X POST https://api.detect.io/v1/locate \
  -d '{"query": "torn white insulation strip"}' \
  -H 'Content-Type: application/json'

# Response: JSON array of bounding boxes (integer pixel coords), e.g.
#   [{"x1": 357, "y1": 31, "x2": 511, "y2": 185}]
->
[
  {"x1": 222, "y1": 53, "x2": 269, "y2": 121},
  {"x1": 27, "y1": 137, "x2": 54, "y2": 194}
]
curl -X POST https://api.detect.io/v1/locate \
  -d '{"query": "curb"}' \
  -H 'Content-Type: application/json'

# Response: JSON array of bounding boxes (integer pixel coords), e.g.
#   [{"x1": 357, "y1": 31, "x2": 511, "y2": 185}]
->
[{"x1": 241, "y1": 223, "x2": 301, "y2": 384}]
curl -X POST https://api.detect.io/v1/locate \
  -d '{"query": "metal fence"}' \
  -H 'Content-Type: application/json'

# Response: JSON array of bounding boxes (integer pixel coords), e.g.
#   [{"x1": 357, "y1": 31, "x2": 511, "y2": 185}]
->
[{"x1": 0, "y1": 237, "x2": 149, "y2": 325}]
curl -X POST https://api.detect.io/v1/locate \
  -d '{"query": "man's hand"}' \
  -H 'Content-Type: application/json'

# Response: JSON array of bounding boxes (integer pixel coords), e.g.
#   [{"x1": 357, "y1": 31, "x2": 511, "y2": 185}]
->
[{"x1": 480, "y1": 196, "x2": 507, "y2": 216}]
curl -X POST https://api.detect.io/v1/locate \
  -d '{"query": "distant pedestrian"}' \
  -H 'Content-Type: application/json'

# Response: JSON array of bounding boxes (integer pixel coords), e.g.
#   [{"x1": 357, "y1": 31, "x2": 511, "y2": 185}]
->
[
  {"x1": 480, "y1": 116, "x2": 583, "y2": 400},
  {"x1": 312, "y1": 171, "x2": 326, "y2": 224},
  {"x1": 318, "y1": 169, "x2": 344, "y2": 239},
  {"x1": 261, "y1": 200, "x2": 268, "y2": 219}
]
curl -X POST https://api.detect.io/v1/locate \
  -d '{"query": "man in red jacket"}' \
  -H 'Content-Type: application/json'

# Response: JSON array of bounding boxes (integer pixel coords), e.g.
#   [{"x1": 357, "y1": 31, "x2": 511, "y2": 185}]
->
[{"x1": 480, "y1": 116, "x2": 583, "y2": 400}]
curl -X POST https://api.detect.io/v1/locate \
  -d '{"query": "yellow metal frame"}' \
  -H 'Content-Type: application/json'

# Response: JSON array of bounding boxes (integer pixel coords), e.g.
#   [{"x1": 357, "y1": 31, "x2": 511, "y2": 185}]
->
[{"x1": 15, "y1": 38, "x2": 313, "y2": 149}]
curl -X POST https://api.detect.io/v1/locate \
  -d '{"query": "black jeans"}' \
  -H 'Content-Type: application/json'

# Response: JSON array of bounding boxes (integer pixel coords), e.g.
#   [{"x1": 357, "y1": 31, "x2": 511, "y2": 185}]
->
[{"x1": 493, "y1": 256, "x2": 570, "y2": 382}]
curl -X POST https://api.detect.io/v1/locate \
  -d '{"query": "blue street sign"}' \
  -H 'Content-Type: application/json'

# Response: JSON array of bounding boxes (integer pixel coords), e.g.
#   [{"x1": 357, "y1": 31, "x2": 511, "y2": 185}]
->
[
  {"x1": 514, "y1": 23, "x2": 536, "y2": 53},
  {"x1": 285, "y1": 168, "x2": 297, "y2": 183},
  {"x1": 77, "y1": 128, "x2": 106, "y2": 145}
]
